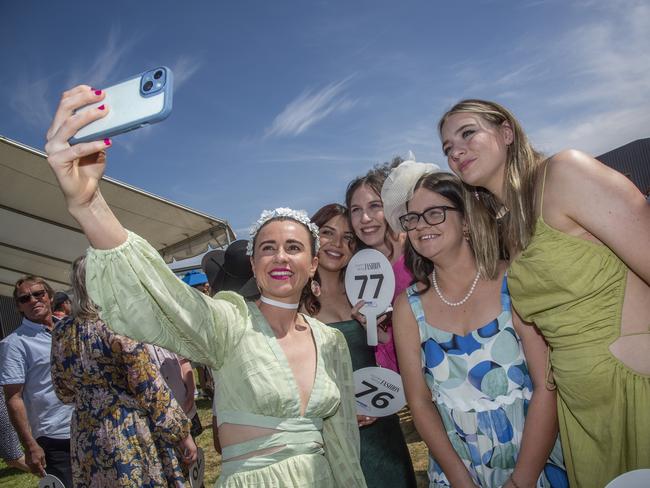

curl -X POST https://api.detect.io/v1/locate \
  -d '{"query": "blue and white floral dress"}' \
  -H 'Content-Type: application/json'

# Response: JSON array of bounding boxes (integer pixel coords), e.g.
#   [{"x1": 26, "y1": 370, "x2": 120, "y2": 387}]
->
[{"x1": 406, "y1": 277, "x2": 567, "y2": 488}]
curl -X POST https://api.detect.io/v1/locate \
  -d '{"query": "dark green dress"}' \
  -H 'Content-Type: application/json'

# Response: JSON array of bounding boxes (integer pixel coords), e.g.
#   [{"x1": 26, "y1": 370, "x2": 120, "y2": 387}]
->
[{"x1": 329, "y1": 320, "x2": 417, "y2": 488}]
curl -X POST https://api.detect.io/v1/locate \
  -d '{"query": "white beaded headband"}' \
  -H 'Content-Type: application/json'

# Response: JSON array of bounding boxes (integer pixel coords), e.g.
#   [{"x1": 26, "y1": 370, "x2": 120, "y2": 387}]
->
[{"x1": 246, "y1": 207, "x2": 320, "y2": 256}]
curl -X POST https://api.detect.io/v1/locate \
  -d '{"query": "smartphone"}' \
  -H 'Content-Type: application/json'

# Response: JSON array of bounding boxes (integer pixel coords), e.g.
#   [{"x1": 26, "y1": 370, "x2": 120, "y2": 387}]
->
[{"x1": 70, "y1": 66, "x2": 173, "y2": 144}]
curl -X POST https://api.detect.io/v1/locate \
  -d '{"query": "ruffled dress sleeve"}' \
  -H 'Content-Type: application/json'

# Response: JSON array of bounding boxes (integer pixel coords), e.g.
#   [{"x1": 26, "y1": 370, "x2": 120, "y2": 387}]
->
[
  {"x1": 322, "y1": 328, "x2": 366, "y2": 488},
  {"x1": 86, "y1": 231, "x2": 248, "y2": 371}
]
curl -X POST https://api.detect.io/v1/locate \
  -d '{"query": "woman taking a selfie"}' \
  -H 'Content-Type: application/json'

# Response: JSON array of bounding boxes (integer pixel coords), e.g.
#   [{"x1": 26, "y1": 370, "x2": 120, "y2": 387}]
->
[
  {"x1": 45, "y1": 85, "x2": 366, "y2": 488},
  {"x1": 303, "y1": 203, "x2": 417, "y2": 488},
  {"x1": 438, "y1": 99, "x2": 650, "y2": 487}
]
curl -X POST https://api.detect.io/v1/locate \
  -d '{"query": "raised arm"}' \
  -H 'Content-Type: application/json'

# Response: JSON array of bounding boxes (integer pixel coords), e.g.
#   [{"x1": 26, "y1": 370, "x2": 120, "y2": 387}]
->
[
  {"x1": 544, "y1": 150, "x2": 650, "y2": 284},
  {"x1": 507, "y1": 311, "x2": 559, "y2": 488},
  {"x1": 45, "y1": 85, "x2": 127, "y2": 249},
  {"x1": 393, "y1": 293, "x2": 478, "y2": 488}
]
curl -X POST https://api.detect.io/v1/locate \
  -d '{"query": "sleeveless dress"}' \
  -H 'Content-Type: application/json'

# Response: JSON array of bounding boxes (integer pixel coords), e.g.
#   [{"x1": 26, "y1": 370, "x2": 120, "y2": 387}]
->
[
  {"x1": 508, "y1": 170, "x2": 650, "y2": 487},
  {"x1": 406, "y1": 277, "x2": 567, "y2": 488},
  {"x1": 329, "y1": 320, "x2": 417, "y2": 488}
]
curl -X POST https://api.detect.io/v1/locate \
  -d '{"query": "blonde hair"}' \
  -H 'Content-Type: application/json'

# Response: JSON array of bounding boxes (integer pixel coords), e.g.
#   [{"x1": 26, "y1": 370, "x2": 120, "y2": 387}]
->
[
  {"x1": 438, "y1": 99, "x2": 546, "y2": 257},
  {"x1": 71, "y1": 255, "x2": 101, "y2": 322}
]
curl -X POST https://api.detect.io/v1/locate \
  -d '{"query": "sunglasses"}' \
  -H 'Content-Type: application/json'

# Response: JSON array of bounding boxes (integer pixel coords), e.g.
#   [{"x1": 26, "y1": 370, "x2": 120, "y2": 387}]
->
[{"x1": 17, "y1": 289, "x2": 48, "y2": 304}]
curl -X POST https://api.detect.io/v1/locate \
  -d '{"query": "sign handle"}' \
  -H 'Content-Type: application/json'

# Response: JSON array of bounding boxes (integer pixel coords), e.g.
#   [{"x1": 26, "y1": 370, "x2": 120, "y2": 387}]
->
[{"x1": 366, "y1": 313, "x2": 378, "y2": 346}]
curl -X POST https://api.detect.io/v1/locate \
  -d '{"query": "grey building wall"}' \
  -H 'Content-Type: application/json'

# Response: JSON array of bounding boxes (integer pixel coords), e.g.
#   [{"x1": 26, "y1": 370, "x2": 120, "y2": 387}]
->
[{"x1": 597, "y1": 138, "x2": 650, "y2": 196}]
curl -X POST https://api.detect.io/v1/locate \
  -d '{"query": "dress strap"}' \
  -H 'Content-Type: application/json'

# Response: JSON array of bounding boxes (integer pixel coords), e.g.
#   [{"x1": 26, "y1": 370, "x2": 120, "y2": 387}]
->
[
  {"x1": 500, "y1": 273, "x2": 511, "y2": 312},
  {"x1": 539, "y1": 161, "x2": 550, "y2": 219},
  {"x1": 406, "y1": 284, "x2": 427, "y2": 325}
]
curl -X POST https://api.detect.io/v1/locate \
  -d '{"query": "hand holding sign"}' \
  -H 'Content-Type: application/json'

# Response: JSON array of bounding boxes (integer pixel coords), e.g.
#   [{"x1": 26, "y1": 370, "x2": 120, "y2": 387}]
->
[
  {"x1": 354, "y1": 367, "x2": 406, "y2": 417},
  {"x1": 38, "y1": 475, "x2": 65, "y2": 488},
  {"x1": 189, "y1": 447, "x2": 205, "y2": 488},
  {"x1": 345, "y1": 249, "x2": 395, "y2": 346}
]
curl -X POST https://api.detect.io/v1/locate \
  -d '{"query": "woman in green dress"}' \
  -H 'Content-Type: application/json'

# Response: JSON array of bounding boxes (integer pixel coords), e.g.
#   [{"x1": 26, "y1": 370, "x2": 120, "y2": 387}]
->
[
  {"x1": 44, "y1": 85, "x2": 366, "y2": 488},
  {"x1": 304, "y1": 203, "x2": 417, "y2": 487},
  {"x1": 438, "y1": 99, "x2": 650, "y2": 487}
]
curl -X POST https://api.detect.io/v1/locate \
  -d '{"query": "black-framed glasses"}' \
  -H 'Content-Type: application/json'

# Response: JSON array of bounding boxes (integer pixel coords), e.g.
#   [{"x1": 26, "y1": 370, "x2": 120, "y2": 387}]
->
[
  {"x1": 399, "y1": 206, "x2": 459, "y2": 231},
  {"x1": 17, "y1": 289, "x2": 48, "y2": 304}
]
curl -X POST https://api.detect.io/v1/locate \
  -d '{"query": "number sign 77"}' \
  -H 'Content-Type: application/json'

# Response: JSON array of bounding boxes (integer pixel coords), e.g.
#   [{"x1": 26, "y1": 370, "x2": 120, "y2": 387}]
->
[{"x1": 355, "y1": 274, "x2": 384, "y2": 299}]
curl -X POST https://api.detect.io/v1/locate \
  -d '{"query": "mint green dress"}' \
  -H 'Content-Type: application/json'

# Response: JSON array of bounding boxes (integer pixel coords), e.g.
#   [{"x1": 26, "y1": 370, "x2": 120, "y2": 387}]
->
[{"x1": 86, "y1": 232, "x2": 366, "y2": 488}]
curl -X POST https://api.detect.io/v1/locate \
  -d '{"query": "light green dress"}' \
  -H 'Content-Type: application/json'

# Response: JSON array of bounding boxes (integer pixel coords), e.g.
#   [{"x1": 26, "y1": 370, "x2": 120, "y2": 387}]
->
[
  {"x1": 508, "y1": 171, "x2": 650, "y2": 487},
  {"x1": 86, "y1": 231, "x2": 366, "y2": 488}
]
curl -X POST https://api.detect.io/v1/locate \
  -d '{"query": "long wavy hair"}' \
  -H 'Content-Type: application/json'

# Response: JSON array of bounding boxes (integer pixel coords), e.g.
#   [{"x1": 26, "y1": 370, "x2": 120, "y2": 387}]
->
[
  {"x1": 302, "y1": 204, "x2": 353, "y2": 316},
  {"x1": 345, "y1": 157, "x2": 403, "y2": 260},
  {"x1": 438, "y1": 99, "x2": 546, "y2": 257},
  {"x1": 71, "y1": 255, "x2": 101, "y2": 322},
  {"x1": 404, "y1": 172, "x2": 500, "y2": 294}
]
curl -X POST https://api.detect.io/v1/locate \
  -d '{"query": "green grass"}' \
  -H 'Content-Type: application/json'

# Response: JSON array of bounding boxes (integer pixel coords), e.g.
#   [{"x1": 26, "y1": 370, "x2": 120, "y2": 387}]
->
[{"x1": 0, "y1": 400, "x2": 429, "y2": 487}]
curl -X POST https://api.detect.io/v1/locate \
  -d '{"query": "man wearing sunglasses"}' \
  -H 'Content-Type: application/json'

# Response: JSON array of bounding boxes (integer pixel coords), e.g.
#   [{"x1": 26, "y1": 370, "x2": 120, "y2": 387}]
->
[{"x1": 0, "y1": 277, "x2": 73, "y2": 486}]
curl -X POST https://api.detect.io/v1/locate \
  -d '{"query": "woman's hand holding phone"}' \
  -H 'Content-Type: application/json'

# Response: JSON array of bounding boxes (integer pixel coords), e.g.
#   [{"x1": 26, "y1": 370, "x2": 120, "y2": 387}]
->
[
  {"x1": 45, "y1": 84, "x2": 127, "y2": 250},
  {"x1": 45, "y1": 85, "x2": 110, "y2": 209}
]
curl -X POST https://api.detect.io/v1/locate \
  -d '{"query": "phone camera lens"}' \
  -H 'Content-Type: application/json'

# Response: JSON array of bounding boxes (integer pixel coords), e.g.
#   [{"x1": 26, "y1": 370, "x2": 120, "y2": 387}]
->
[
  {"x1": 154, "y1": 70, "x2": 163, "y2": 80},
  {"x1": 143, "y1": 80, "x2": 154, "y2": 91}
]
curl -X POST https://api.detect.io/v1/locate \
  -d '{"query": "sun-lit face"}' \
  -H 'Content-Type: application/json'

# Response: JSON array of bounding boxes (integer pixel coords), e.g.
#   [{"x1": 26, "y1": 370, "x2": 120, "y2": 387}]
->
[
  {"x1": 440, "y1": 112, "x2": 513, "y2": 192},
  {"x1": 349, "y1": 184, "x2": 387, "y2": 249},
  {"x1": 251, "y1": 220, "x2": 318, "y2": 302},
  {"x1": 406, "y1": 187, "x2": 466, "y2": 262},
  {"x1": 317, "y1": 214, "x2": 355, "y2": 273},
  {"x1": 16, "y1": 281, "x2": 52, "y2": 323}
]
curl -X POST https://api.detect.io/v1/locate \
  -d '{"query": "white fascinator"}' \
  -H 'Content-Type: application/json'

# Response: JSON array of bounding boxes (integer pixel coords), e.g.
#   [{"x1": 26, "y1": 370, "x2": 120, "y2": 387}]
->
[{"x1": 381, "y1": 151, "x2": 441, "y2": 234}]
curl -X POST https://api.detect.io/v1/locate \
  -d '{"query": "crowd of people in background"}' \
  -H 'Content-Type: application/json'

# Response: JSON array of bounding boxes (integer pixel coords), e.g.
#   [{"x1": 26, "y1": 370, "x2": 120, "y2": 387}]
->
[{"x1": 0, "y1": 91, "x2": 648, "y2": 488}]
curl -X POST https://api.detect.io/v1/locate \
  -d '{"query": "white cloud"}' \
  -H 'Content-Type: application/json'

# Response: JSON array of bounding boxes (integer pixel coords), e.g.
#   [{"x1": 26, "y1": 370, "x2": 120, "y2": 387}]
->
[
  {"x1": 528, "y1": 1, "x2": 650, "y2": 154},
  {"x1": 265, "y1": 77, "x2": 357, "y2": 138},
  {"x1": 9, "y1": 77, "x2": 53, "y2": 129},
  {"x1": 169, "y1": 56, "x2": 202, "y2": 91},
  {"x1": 65, "y1": 25, "x2": 135, "y2": 88}
]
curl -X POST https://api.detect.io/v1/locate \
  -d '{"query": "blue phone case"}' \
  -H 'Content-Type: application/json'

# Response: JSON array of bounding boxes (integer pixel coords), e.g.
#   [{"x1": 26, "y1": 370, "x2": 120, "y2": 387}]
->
[{"x1": 70, "y1": 67, "x2": 174, "y2": 144}]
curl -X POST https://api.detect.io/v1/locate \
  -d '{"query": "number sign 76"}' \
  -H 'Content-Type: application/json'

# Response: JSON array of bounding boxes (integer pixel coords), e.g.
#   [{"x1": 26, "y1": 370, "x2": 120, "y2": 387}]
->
[{"x1": 355, "y1": 274, "x2": 384, "y2": 300}]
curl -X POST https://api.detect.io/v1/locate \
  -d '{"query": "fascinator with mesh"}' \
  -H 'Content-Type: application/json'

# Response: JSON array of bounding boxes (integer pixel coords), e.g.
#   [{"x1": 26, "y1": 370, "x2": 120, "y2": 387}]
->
[{"x1": 381, "y1": 152, "x2": 441, "y2": 234}]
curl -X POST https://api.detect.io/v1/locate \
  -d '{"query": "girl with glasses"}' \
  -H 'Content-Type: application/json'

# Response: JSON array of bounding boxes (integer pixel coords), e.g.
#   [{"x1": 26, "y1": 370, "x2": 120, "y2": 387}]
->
[{"x1": 388, "y1": 164, "x2": 567, "y2": 488}]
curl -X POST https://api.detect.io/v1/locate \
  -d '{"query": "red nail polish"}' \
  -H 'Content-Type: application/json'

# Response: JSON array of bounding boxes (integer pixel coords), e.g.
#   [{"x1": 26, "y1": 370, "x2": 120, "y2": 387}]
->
[
  {"x1": 94, "y1": 90, "x2": 102, "y2": 96},
  {"x1": 98, "y1": 105, "x2": 105, "y2": 110},
  {"x1": 104, "y1": 138, "x2": 111, "y2": 146}
]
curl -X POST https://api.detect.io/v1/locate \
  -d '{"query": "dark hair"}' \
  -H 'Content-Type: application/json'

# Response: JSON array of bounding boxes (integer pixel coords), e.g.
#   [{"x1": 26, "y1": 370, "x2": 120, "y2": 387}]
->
[
  {"x1": 13, "y1": 276, "x2": 54, "y2": 313},
  {"x1": 252, "y1": 216, "x2": 318, "y2": 257},
  {"x1": 404, "y1": 172, "x2": 500, "y2": 294},
  {"x1": 345, "y1": 157, "x2": 403, "y2": 259},
  {"x1": 303, "y1": 204, "x2": 350, "y2": 316}
]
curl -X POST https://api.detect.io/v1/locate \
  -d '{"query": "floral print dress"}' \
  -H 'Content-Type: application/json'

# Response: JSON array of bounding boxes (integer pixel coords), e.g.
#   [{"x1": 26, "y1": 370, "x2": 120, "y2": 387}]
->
[{"x1": 51, "y1": 317, "x2": 191, "y2": 487}]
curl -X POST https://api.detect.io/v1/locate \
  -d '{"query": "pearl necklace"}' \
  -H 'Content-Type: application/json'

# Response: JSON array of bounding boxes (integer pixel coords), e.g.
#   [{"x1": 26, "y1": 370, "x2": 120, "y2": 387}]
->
[{"x1": 431, "y1": 268, "x2": 480, "y2": 307}]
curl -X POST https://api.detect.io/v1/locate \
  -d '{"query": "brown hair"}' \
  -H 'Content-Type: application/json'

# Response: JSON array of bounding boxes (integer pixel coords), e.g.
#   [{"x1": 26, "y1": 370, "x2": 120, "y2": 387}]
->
[
  {"x1": 438, "y1": 99, "x2": 546, "y2": 257},
  {"x1": 345, "y1": 157, "x2": 403, "y2": 260},
  {"x1": 404, "y1": 172, "x2": 500, "y2": 294},
  {"x1": 13, "y1": 276, "x2": 54, "y2": 312},
  {"x1": 303, "y1": 204, "x2": 352, "y2": 316}
]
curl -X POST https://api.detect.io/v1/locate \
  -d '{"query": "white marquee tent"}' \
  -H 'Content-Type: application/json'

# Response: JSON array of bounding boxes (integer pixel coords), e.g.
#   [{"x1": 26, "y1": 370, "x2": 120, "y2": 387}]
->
[{"x1": 0, "y1": 135, "x2": 235, "y2": 298}]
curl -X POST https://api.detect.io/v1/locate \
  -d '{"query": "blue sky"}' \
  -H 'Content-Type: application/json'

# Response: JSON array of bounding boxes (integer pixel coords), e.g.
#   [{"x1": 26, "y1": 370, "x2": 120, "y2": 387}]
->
[{"x1": 1, "y1": 0, "x2": 648, "y2": 238}]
